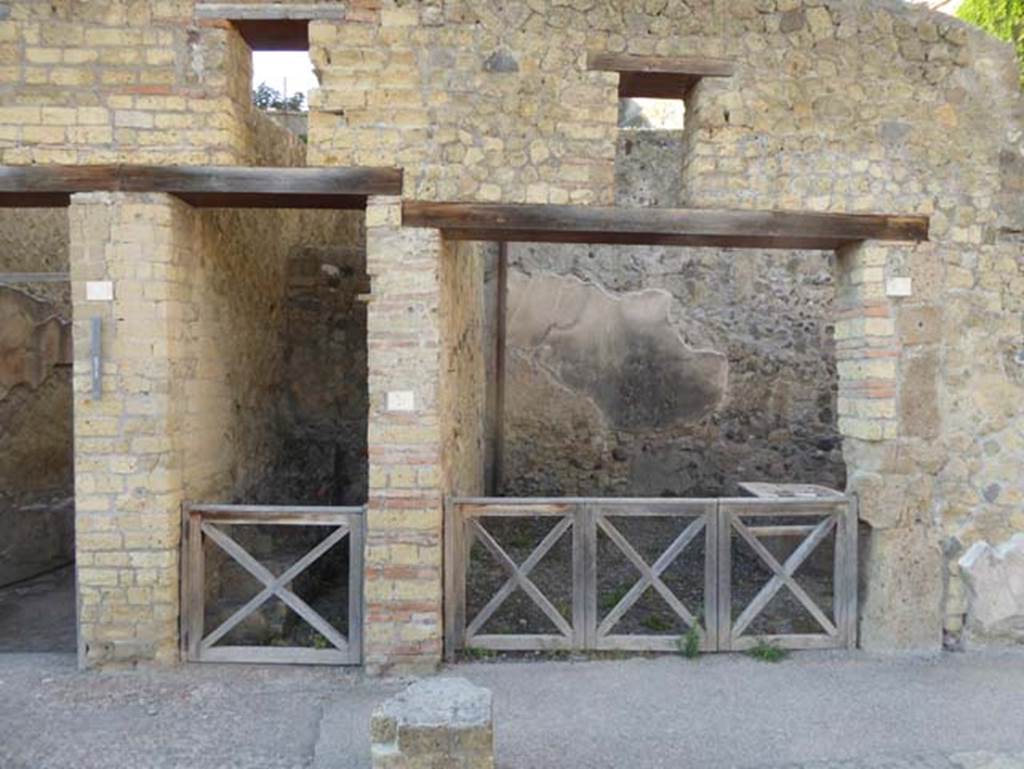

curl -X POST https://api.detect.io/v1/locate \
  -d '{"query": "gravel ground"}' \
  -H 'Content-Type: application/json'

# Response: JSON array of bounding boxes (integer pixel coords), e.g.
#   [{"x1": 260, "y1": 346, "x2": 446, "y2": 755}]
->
[{"x1": 2, "y1": 649, "x2": 1023, "y2": 769}]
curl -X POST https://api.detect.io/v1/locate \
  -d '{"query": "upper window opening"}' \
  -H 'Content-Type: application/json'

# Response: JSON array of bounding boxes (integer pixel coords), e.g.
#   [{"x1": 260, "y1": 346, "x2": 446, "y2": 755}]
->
[
  {"x1": 619, "y1": 98, "x2": 685, "y2": 131},
  {"x1": 253, "y1": 51, "x2": 318, "y2": 113}
]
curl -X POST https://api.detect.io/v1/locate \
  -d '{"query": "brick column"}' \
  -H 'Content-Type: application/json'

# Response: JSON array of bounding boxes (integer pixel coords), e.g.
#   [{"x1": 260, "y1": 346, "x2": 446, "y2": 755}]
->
[
  {"x1": 364, "y1": 196, "x2": 445, "y2": 673},
  {"x1": 836, "y1": 241, "x2": 943, "y2": 652},
  {"x1": 69, "y1": 192, "x2": 195, "y2": 668}
]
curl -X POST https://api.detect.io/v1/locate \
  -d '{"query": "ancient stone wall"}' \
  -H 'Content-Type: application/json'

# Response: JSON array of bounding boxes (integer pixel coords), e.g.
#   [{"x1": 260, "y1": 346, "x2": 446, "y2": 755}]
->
[
  {"x1": 363, "y1": 197, "x2": 446, "y2": 671},
  {"x1": 70, "y1": 192, "x2": 195, "y2": 666},
  {"x1": 0, "y1": 1, "x2": 293, "y2": 165},
  {"x1": 304, "y1": 0, "x2": 1024, "y2": 651},
  {"x1": 498, "y1": 126, "x2": 844, "y2": 498}
]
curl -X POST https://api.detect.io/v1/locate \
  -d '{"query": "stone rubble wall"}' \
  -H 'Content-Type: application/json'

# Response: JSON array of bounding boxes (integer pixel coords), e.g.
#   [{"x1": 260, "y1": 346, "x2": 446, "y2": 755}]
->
[{"x1": 497, "y1": 127, "x2": 844, "y2": 498}]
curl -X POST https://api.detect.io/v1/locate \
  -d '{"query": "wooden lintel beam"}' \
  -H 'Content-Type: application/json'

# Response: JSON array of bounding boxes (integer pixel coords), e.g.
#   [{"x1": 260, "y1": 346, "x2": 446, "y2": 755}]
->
[
  {"x1": 0, "y1": 165, "x2": 402, "y2": 208},
  {"x1": 402, "y1": 202, "x2": 930, "y2": 251},
  {"x1": 232, "y1": 19, "x2": 309, "y2": 51},
  {"x1": 588, "y1": 53, "x2": 737, "y2": 78},
  {"x1": 588, "y1": 53, "x2": 735, "y2": 99}
]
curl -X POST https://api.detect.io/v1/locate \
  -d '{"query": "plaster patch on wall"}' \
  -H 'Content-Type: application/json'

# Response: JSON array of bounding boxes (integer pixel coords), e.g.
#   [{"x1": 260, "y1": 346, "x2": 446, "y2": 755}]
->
[
  {"x1": 0, "y1": 287, "x2": 71, "y2": 400},
  {"x1": 507, "y1": 271, "x2": 728, "y2": 431}
]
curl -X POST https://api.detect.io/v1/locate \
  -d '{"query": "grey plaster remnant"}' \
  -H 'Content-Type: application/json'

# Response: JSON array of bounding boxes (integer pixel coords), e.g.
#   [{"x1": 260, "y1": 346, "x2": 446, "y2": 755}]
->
[
  {"x1": 483, "y1": 51, "x2": 519, "y2": 73},
  {"x1": 507, "y1": 271, "x2": 727, "y2": 431}
]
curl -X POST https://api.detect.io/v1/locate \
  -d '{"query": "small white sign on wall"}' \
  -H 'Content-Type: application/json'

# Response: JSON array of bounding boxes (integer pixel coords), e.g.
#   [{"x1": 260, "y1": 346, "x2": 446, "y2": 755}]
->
[
  {"x1": 387, "y1": 390, "x2": 416, "y2": 412},
  {"x1": 886, "y1": 277, "x2": 913, "y2": 297},
  {"x1": 86, "y1": 280, "x2": 114, "y2": 302}
]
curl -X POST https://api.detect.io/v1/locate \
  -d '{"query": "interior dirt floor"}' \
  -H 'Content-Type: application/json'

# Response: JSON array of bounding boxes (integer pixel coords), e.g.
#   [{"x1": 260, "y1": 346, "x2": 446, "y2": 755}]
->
[
  {"x1": 0, "y1": 564, "x2": 76, "y2": 653},
  {"x1": 1, "y1": 650, "x2": 1023, "y2": 769}
]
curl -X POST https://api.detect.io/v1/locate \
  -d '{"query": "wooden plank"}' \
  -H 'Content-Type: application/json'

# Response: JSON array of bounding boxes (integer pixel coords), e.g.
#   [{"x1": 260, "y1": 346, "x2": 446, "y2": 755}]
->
[
  {"x1": 0, "y1": 165, "x2": 403, "y2": 208},
  {"x1": 838, "y1": 497, "x2": 859, "y2": 649},
  {"x1": 348, "y1": 511, "x2": 365, "y2": 664},
  {"x1": 403, "y1": 202, "x2": 929, "y2": 251},
  {"x1": 587, "y1": 52, "x2": 736, "y2": 78},
  {"x1": 444, "y1": 496, "x2": 458, "y2": 662},
  {"x1": 590, "y1": 499, "x2": 717, "y2": 517},
  {"x1": 747, "y1": 525, "x2": 819, "y2": 538},
  {"x1": 730, "y1": 634, "x2": 838, "y2": 652},
  {"x1": 718, "y1": 498, "x2": 847, "y2": 517},
  {"x1": 194, "y1": 3, "x2": 347, "y2": 20},
  {"x1": 199, "y1": 646, "x2": 350, "y2": 665},
  {"x1": 581, "y1": 505, "x2": 598, "y2": 649},
  {"x1": 466, "y1": 634, "x2": 574, "y2": 652},
  {"x1": 491, "y1": 241, "x2": 508, "y2": 495},
  {"x1": 186, "y1": 509, "x2": 205, "y2": 662},
  {"x1": 738, "y1": 482, "x2": 845, "y2": 500},
  {"x1": 595, "y1": 635, "x2": 690, "y2": 653},
  {"x1": 716, "y1": 503, "x2": 732, "y2": 651},
  {"x1": 703, "y1": 509, "x2": 718, "y2": 651},
  {"x1": 456, "y1": 503, "x2": 574, "y2": 518}
]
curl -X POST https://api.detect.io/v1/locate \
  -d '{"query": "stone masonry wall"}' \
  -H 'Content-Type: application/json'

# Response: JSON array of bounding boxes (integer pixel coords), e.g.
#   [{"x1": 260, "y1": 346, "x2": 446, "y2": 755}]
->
[
  {"x1": 672, "y1": 2, "x2": 1024, "y2": 648},
  {"x1": 364, "y1": 197, "x2": 446, "y2": 671},
  {"x1": 69, "y1": 193, "x2": 195, "y2": 667},
  {"x1": 305, "y1": 0, "x2": 1024, "y2": 651},
  {"x1": 364, "y1": 199, "x2": 488, "y2": 670},
  {"x1": 0, "y1": 1, "x2": 298, "y2": 165}
]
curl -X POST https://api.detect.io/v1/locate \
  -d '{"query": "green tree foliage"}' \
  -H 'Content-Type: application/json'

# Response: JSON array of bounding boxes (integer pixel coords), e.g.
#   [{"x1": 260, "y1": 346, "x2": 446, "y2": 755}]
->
[
  {"x1": 252, "y1": 82, "x2": 305, "y2": 112},
  {"x1": 957, "y1": 0, "x2": 1024, "y2": 80}
]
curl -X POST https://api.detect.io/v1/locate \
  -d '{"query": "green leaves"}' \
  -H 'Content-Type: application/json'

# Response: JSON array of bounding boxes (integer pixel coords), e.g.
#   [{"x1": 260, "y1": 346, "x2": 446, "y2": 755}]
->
[{"x1": 957, "y1": 0, "x2": 1024, "y2": 82}]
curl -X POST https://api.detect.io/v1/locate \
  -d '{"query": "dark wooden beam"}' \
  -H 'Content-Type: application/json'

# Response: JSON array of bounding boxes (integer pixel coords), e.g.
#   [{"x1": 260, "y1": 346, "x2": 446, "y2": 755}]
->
[
  {"x1": 402, "y1": 202, "x2": 930, "y2": 251},
  {"x1": 588, "y1": 53, "x2": 736, "y2": 99},
  {"x1": 232, "y1": 19, "x2": 309, "y2": 51},
  {"x1": 0, "y1": 165, "x2": 403, "y2": 209},
  {"x1": 195, "y1": 3, "x2": 346, "y2": 50}
]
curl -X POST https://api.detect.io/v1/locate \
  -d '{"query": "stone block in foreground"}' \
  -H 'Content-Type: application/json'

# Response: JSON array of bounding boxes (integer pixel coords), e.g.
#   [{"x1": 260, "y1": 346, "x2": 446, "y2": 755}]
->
[{"x1": 370, "y1": 677, "x2": 494, "y2": 769}]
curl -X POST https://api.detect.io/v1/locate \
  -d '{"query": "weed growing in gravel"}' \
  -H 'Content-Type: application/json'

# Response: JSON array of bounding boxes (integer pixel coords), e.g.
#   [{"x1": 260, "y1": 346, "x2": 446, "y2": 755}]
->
[
  {"x1": 747, "y1": 640, "x2": 788, "y2": 663},
  {"x1": 678, "y1": 624, "x2": 701, "y2": 659}
]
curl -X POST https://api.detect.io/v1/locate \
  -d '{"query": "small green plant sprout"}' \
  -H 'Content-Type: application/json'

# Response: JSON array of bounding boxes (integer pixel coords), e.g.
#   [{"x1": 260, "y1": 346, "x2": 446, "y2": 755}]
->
[
  {"x1": 462, "y1": 646, "x2": 497, "y2": 661},
  {"x1": 747, "y1": 639, "x2": 789, "y2": 663},
  {"x1": 599, "y1": 584, "x2": 631, "y2": 612},
  {"x1": 678, "y1": 624, "x2": 701, "y2": 659}
]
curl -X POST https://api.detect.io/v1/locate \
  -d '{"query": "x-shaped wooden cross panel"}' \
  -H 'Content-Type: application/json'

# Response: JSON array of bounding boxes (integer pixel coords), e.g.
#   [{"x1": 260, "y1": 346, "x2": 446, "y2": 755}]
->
[
  {"x1": 729, "y1": 513, "x2": 838, "y2": 639},
  {"x1": 597, "y1": 515, "x2": 705, "y2": 637},
  {"x1": 465, "y1": 517, "x2": 574, "y2": 639},
  {"x1": 199, "y1": 522, "x2": 351, "y2": 652}
]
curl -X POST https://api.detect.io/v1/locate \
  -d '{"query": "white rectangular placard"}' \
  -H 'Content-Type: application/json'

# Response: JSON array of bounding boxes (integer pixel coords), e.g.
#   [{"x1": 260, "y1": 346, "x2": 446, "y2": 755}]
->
[
  {"x1": 886, "y1": 277, "x2": 912, "y2": 297},
  {"x1": 86, "y1": 280, "x2": 114, "y2": 302}
]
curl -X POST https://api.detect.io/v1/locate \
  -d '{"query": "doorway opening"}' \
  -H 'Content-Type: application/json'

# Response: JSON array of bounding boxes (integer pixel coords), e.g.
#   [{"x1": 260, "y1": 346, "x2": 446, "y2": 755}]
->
[{"x1": 0, "y1": 207, "x2": 75, "y2": 654}]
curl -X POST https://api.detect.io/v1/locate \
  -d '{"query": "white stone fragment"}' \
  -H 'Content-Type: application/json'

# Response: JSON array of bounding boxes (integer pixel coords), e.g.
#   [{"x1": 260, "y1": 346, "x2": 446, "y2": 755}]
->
[{"x1": 959, "y1": 534, "x2": 1024, "y2": 643}]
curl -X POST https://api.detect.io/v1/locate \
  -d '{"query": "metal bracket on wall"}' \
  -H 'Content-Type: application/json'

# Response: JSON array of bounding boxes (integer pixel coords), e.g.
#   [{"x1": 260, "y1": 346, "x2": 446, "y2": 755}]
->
[{"x1": 90, "y1": 316, "x2": 102, "y2": 399}]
